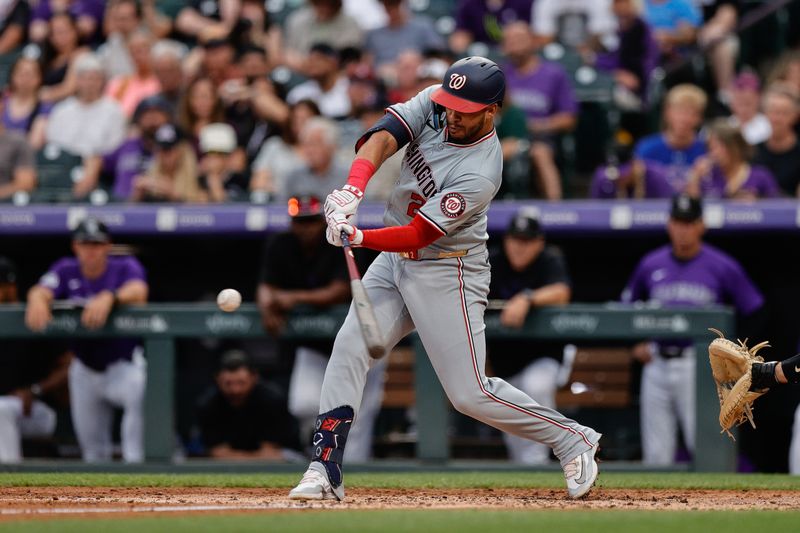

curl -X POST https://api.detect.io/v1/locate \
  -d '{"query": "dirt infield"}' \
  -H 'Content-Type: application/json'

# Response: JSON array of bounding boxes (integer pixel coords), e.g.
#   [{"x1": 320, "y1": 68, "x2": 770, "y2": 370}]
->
[{"x1": 1, "y1": 486, "x2": 798, "y2": 519}]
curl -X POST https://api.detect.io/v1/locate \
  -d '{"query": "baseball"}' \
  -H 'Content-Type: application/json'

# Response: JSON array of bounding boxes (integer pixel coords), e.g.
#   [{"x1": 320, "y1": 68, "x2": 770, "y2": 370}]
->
[{"x1": 216, "y1": 288, "x2": 241, "y2": 312}]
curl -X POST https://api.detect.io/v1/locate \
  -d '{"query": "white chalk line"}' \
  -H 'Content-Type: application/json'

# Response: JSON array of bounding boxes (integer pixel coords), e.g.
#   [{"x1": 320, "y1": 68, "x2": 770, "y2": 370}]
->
[{"x1": 0, "y1": 503, "x2": 315, "y2": 516}]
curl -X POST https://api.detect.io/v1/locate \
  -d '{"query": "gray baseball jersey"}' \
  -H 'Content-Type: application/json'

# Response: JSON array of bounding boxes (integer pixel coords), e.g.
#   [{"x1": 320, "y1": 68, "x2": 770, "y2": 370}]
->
[
  {"x1": 382, "y1": 85, "x2": 501, "y2": 255},
  {"x1": 313, "y1": 85, "x2": 600, "y2": 478}
]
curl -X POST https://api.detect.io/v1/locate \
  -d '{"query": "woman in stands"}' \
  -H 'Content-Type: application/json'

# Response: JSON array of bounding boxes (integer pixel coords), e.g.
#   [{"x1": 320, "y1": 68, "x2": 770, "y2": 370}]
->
[
  {"x1": 177, "y1": 76, "x2": 225, "y2": 153},
  {"x1": 130, "y1": 123, "x2": 203, "y2": 203},
  {"x1": 686, "y1": 119, "x2": 781, "y2": 200},
  {"x1": 3, "y1": 54, "x2": 50, "y2": 149},
  {"x1": 38, "y1": 13, "x2": 89, "y2": 103},
  {"x1": 104, "y1": 28, "x2": 161, "y2": 118}
]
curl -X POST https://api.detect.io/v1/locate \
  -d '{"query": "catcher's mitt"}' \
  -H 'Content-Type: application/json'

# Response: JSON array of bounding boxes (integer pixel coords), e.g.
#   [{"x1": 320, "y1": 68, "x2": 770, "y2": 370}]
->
[{"x1": 708, "y1": 328, "x2": 771, "y2": 439}]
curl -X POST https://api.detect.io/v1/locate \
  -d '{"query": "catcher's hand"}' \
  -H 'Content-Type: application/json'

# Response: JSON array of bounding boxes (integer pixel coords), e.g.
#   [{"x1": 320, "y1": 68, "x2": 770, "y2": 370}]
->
[{"x1": 707, "y1": 328, "x2": 771, "y2": 439}]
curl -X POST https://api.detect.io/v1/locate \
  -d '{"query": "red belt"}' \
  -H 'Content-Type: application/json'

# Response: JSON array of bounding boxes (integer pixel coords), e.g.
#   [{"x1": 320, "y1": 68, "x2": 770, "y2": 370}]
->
[{"x1": 398, "y1": 249, "x2": 468, "y2": 261}]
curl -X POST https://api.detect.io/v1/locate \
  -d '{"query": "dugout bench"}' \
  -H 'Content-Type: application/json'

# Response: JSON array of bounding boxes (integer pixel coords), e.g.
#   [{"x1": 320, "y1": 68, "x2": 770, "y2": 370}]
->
[{"x1": 0, "y1": 303, "x2": 734, "y2": 471}]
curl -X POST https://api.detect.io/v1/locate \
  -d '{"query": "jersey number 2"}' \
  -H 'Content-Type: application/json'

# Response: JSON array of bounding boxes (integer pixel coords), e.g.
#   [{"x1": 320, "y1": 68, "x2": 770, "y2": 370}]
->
[{"x1": 406, "y1": 192, "x2": 426, "y2": 217}]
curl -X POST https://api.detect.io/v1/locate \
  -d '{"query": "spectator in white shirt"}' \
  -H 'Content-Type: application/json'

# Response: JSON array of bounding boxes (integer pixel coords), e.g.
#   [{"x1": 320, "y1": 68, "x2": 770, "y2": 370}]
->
[
  {"x1": 533, "y1": 0, "x2": 617, "y2": 50},
  {"x1": 287, "y1": 43, "x2": 351, "y2": 119},
  {"x1": 45, "y1": 53, "x2": 126, "y2": 158}
]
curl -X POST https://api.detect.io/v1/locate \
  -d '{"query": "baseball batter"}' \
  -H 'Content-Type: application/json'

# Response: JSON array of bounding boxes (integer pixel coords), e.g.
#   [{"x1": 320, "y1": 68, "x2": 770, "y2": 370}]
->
[{"x1": 289, "y1": 57, "x2": 601, "y2": 501}]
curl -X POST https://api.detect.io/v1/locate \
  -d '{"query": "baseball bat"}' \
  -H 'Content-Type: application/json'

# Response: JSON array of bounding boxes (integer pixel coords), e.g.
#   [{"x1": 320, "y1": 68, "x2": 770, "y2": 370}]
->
[{"x1": 340, "y1": 231, "x2": 386, "y2": 359}]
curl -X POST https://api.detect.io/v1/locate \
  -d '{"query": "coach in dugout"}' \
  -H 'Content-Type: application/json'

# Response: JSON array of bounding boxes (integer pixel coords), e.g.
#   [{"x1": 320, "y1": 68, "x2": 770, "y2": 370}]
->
[
  {"x1": 622, "y1": 194, "x2": 765, "y2": 465},
  {"x1": 197, "y1": 350, "x2": 301, "y2": 460},
  {"x1": 25, "y1": 217, "x2": 149, "y2": 463}
]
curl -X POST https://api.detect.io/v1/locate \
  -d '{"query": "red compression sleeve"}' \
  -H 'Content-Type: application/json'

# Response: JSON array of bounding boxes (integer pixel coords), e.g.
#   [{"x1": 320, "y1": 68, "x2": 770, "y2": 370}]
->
[
  {"x1": 346, "y1": 158, "x2": 377, "y2": 191},
  {"x1": 360, "y1": 215, "x2": 445, "y2": 252}
]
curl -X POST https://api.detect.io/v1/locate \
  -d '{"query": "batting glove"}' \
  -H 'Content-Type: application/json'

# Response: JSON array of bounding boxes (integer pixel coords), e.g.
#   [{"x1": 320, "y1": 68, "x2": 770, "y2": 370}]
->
[
  {"x1": 325, "y1": 185, "x2": 363, "y2": 221},
  {"x1": 326, "y1": 213, "x2": 363, "y2": 247}
]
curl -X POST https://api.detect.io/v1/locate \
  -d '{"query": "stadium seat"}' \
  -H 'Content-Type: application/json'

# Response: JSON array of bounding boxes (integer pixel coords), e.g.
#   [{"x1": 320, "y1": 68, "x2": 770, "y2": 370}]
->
[
  {"x1": 33, "y1": 145, "x2": 84, "y2": 203},
  {"x1": 410, "y1": 0, "x2": 457, "y2": 21},
  {"x1": 265, "y1": 0, "x2": 306, "y2": 26},
  {"x1": 155, "y1": 0, "x2": 189, "y2": 19}
]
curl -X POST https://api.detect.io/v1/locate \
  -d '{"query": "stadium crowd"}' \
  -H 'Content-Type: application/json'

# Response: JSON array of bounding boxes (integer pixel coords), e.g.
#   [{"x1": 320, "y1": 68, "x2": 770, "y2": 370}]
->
[
  {"x1": 2, "y1": 0, "x2": 800, "y2": 470},
  {"x1": 0, "y1": 0, "x2": 797, "y2": 204}
]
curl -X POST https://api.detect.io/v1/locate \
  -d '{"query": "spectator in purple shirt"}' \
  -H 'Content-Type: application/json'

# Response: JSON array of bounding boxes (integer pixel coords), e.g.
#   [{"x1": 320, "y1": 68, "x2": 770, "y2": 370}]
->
[
  {"x1": 25, "y1": 218, "x2": 149, "y2": 463},
  {"x1": 686, "y1": 119, "x2": 781, "y2": 200},
  {"x1": 595, "y1": 0, "x2": 660, "y2": 110},
  {"x1": 80, "y1": 95, "x2": 174, "y2": 200},
  {"x1": 2, "y1": 55, "x2": 52, "y2": 150},
  {"x1": 502, "y1": 21, "x2": 578, "y2": 200},
  {"x1": 622, "y1": 194, "x2": 765, "y2": 465},
  {"x1": 591, "y1": 157, "x2": 674, "y2": 199},
  {"x1": 30, "y1": 0, "x2": 105, "y2": 44},
  {"x1": 0, "y1": 96, "x2": 36, "y2": 202},
  {"x1": 450, "y1": 0, "x2": 532, "y2": 55}
]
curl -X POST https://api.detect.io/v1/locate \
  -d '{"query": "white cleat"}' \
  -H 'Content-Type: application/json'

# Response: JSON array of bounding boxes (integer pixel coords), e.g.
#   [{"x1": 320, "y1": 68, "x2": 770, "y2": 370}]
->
[
  {"x1": 563, "y1": 444, "x2": 599, "y2": 499},
  {"x1": 288, "y1": 462, "x2": 345, "y2": 501}
]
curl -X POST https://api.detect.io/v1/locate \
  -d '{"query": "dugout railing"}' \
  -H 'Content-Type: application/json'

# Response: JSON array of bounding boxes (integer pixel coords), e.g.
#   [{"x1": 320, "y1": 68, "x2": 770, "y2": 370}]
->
[{"x1": 0, "y1": 303, "x2": 734, "y2": 471}]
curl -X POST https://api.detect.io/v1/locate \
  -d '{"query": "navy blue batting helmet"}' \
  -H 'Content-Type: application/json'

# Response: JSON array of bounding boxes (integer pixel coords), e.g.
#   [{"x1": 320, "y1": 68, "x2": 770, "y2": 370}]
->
[{"x1": 431, "y1": 56, "x2": 505, "y2": 113}]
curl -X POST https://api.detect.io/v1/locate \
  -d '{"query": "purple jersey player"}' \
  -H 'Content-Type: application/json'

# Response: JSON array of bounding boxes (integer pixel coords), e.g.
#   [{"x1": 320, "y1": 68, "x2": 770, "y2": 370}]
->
[
  {"x1": 26, "y1": 218, "x2": 149, "y2": 463},
  {"x1": 621, "y1": 194, "x2": 765, "y2": 466},
  {"x1": 502, "y1": 22, "x2": 578, "y2": 200}
]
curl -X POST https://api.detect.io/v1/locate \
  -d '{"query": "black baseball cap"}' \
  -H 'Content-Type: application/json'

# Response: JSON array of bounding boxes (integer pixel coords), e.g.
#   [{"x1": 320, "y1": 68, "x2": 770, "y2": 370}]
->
[
  {"x1": 670, "y1": 194, "x2": 703, "y2": 222},
  {"x1": 288, "y1": 196, "x2": 324, "y2": 220},
  {"x1": 0, "y1": 256, "x2": 16, "y2": 284},
  {"x1": 219, "y1": 350, "x2": 253, "y2": 372},
  {"x1": 133, "y1": 95, "x2": 173, "y2": 123},
  {"x1": 309, "y1": 42, "x2": 338, "y2": 58},
  {"x1": 506, "y1": 211, "x2": 543, "y2": 240},
  {"x1": 72, "y1": 217, "x2": 111, "y2": 243},
  {"x1": 154, "y1": 123, "x2": 182, "y2": 149}
]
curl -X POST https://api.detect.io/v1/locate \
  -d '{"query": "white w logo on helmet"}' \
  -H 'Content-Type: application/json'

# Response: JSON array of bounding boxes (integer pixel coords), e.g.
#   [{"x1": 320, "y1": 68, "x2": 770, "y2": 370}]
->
[{"x1": 448, "y1": 73, "x2": 467, "y2": 90}]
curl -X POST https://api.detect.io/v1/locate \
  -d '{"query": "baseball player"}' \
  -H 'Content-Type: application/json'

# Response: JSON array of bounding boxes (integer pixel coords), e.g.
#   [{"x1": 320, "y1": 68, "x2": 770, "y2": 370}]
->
[
  {"x1": 0, "y1": 257, "x2": 70, "y2": 463},
  {"x1": 622, "y1": 194, "x2": 765, "y2": 465},
  {"x1": 25, "y1": 218, "x2": 148, "y2": 462},
  {"x1": 288, "y1": 57, "x2": 602, "y2": 501},
  {"x1": 747, "y1": 351, "x2": 800, "y2": 473}
]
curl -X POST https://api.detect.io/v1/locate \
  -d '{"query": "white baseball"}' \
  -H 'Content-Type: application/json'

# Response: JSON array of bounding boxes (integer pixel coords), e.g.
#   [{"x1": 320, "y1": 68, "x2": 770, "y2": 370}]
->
[{"x1": 216, "y1": 288, "x2": 241, "y2": 312}]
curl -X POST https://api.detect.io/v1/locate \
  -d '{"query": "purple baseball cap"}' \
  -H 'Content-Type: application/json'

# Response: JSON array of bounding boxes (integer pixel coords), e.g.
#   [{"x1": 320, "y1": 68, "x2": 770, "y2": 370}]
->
[{"x1": 732, "y1": 71, "x2": 761, "y2": 92}]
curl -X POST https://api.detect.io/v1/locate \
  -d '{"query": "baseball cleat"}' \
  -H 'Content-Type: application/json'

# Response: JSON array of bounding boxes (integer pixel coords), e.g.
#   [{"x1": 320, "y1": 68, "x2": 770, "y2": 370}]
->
[
  {"x1": 288, "y1": 462, "x2": 345, "y2": 501},
  {"x1": 563, "y1": 444, "x2": 599, "y2": 499}
]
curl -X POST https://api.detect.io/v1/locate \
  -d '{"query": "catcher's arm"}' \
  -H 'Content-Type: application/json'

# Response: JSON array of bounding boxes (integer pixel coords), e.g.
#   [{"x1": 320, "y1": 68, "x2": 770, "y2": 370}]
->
[{"x1": 707, "y1": 328, "x2": 772, "y2": 439}]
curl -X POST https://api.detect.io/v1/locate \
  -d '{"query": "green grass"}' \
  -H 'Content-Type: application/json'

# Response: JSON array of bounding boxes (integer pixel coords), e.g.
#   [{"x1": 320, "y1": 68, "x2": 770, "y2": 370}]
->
[
  {"x1": 2, "y1": 471, "x2": 800, "y2": 490},
  {"x1": 2, "y1": 473, "x2": 799, "y2": 532},
  {"x1": 1, "y1": 510, "x2": 799, "y2": 533}
]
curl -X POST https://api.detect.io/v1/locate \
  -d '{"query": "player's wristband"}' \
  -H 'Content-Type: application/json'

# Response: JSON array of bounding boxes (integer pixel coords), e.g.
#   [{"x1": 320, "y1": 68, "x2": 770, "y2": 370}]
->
[
  {"x1": 342, "y1": 184, "x2": 364, "y2": 199},
  {"x1": 346, "y1": 159, "x2": 376, "y2": 192}
]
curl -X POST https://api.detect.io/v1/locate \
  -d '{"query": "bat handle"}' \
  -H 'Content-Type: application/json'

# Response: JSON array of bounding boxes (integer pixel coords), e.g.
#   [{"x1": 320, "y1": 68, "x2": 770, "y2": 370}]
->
[{"x1": 340, "y1": 230, "x2": 351, "y2": 249}]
